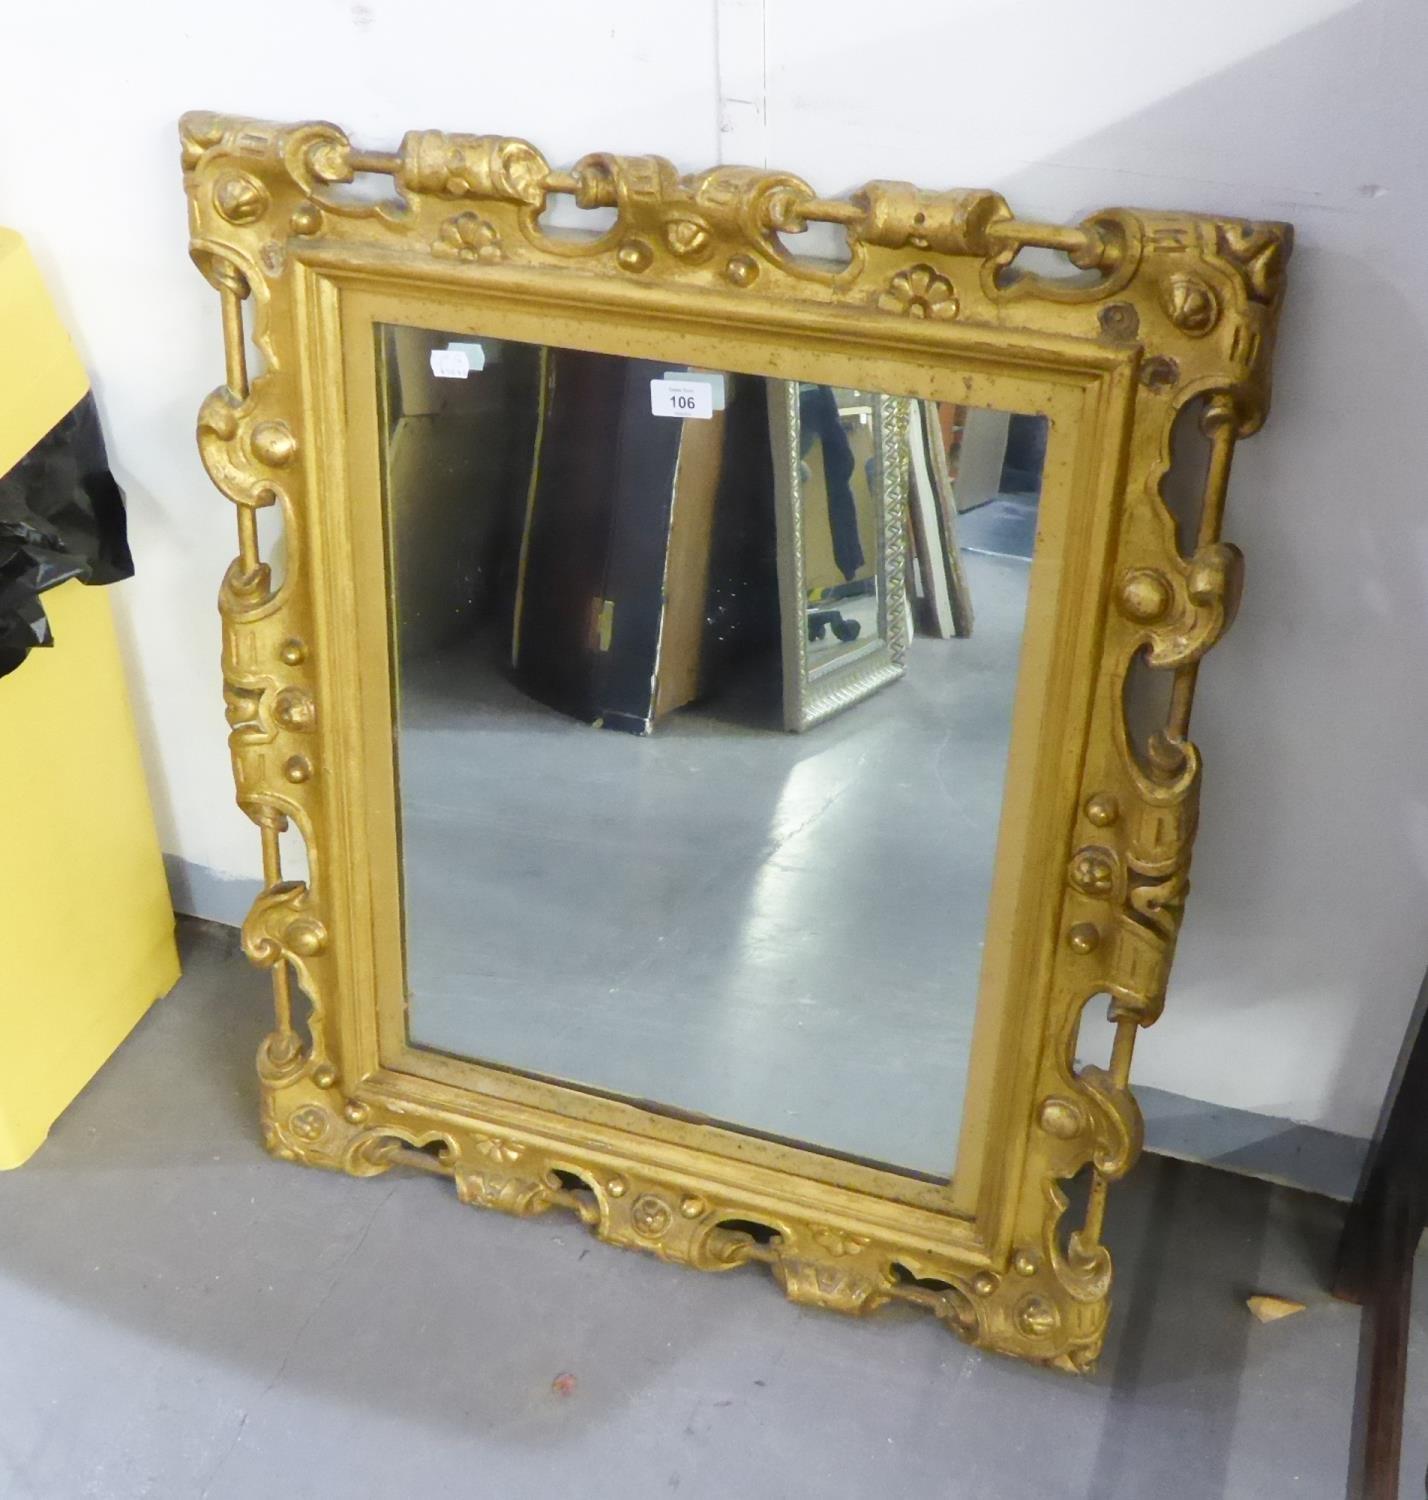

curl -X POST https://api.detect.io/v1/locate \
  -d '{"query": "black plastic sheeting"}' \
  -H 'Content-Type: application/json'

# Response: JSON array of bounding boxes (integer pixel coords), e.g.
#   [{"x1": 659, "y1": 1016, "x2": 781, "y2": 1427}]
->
[{"x1": 0, "y1": 392, "x2": 133, "y2": 679}]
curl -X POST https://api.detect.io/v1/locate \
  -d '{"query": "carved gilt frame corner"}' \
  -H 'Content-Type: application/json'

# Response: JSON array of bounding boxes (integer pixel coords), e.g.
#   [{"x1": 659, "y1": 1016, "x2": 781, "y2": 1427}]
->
[{"x1": 180, "y1": 111, "x2": 1290, "y2": 1372}]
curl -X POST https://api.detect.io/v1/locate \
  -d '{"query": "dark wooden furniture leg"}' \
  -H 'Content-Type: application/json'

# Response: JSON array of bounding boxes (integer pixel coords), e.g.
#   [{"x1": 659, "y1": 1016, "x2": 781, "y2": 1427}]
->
[{"x1": 1334, "y1": 962, "x2": 1428, "y2": 1499}]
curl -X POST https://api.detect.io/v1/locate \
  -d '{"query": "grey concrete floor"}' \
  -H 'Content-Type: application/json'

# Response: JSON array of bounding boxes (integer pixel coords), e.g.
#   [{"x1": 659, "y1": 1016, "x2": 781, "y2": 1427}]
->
[
  {"x1": 397, "y1": 550, "x2": 1029, "y2": 1179},
  {"x1": 2, "y1": 920, "x2": 1427, "y2": 1498}
]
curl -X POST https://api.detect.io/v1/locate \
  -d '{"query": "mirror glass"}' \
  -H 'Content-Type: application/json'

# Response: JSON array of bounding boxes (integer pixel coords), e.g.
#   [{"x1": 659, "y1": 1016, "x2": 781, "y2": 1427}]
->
[{"x1": 376, "y1": 322, "x2": 1046, "y2": 1179}]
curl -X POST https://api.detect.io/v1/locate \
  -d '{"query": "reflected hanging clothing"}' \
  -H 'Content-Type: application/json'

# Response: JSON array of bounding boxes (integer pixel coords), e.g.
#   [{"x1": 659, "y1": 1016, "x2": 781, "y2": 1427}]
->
[{"x1": 798, "y1": 383, "x2": 864, "y2": 582}]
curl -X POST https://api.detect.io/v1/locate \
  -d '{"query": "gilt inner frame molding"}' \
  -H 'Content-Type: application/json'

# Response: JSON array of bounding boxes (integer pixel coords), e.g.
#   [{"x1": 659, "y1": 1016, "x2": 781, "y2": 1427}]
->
[{"x1": 181, "y1": 111, "x2": 1290, "y2": 1371}]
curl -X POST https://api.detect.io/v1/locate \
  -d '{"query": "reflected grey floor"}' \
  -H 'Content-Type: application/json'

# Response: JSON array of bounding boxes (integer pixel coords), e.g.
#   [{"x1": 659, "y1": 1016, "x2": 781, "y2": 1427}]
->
[
  {"x1": 398, "y1": 550, "x2": 1030, "y2": 1178},
  {"x1": 2, "y1": 920, "x2": 1423, "y2": 1500},
  {"x1": 959, "y1": 492, "x2": 1040, "y2": 560}
]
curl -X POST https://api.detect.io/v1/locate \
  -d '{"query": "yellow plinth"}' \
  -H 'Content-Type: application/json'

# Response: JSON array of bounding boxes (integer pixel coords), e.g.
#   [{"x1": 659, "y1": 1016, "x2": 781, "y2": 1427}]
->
[
  {"x1": 0, "y1": 228, "x2": 180, "y2": 1167},
  {"x1": 0, "y1": 582, "x2": 180, "y2": 1167}
]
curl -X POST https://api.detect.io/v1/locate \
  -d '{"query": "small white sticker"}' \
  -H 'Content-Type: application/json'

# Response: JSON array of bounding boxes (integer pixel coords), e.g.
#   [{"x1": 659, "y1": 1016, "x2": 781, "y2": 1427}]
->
[
  {"x1": 650, "y1": 378, "x2": 714, "y2": 420},
  {"x1": 430, "y1": 348, "x2": 470, "y2": 379},
  {"x1": 663, "y1": 370, "x2": 726, "y2": 410}
]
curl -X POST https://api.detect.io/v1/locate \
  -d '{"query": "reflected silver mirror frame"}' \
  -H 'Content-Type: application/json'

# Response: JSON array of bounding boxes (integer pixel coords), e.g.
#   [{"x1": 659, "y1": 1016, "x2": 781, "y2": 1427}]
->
[
  {"x1": 912, "y1": 398, "x2": 976, "y2": 639},
  {"x1": 767, "y1": 383, "x2": 910, "y2": 733}
]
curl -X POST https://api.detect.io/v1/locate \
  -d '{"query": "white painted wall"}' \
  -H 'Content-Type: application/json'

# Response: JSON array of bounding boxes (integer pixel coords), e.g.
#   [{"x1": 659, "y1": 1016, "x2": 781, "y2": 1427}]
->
[{"x1": 4, "y1": 0, "x2": 1424, "y2": 1142}]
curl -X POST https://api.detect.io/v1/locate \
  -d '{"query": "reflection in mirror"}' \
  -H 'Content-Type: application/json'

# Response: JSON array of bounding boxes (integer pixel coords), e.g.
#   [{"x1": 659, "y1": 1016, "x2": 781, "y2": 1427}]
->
[
  {"x1": 377, "y1": 321, "x2": 1046, "y2": 1179},
  {"x1": 768, "y1": 381, "x2": 907, "y2": 731},
  {"x1": 796, "y1": 385, "x2": 880, "y2": 667}
]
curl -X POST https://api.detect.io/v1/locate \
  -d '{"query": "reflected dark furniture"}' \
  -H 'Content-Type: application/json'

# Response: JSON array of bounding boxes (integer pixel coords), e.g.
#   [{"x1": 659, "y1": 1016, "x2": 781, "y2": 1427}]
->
[{"x1": 513, "y1": 352, "x2": 777, "y2": 734}]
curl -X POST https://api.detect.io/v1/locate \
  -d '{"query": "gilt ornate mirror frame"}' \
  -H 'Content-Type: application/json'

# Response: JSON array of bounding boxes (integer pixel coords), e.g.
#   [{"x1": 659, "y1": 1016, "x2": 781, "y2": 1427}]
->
[{"x1": 180, "y1": 111, "x2": 1290, "y2": 1371}]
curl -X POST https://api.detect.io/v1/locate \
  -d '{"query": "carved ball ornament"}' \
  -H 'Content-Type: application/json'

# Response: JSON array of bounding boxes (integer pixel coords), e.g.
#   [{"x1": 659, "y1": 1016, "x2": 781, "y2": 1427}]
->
[
  {"x1": 288, "y1": 1105, "x2": 328, "y2": 1142},
  {"x1": 1118, "y1": 569, "x2": 1172, "y2": 623},
  {"x1": 630, "y1": 1194, "x2": 674, "y2": 1238},
  {"x1": 1083, "y1": 792, "x2": 1120, "y2": 828},
  {"x1": 665, "y1": 218, "x2": 711, "y2": 258},
  {"x1": 1162, "y1": 273, "x2": 1219, "y2": 335},
  {"x1": 1069, "y1": 848, "x2": 1118, "y2": 898},
  {"x1": 250, "y1": 421, "x2": 296, "y2": 467},
  {"x1": 615, "y1": 239, "x2": 654, "y2": 273},
  {"x1": 214, "y1": 172, "x2": 268, "y2": 225}
]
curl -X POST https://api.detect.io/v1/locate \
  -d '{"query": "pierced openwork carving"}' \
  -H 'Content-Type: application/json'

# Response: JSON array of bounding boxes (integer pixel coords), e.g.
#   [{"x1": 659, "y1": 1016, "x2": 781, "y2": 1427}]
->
[{"x1": 181, "y1": 112, "x2": 1290, "y2": 1373}]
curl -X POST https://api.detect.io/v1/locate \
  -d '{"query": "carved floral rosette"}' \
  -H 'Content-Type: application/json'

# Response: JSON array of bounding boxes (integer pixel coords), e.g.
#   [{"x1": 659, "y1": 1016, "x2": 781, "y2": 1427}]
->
[{"x1": 182, "y1": 112, "x2": 1289, "y2": 1372}]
